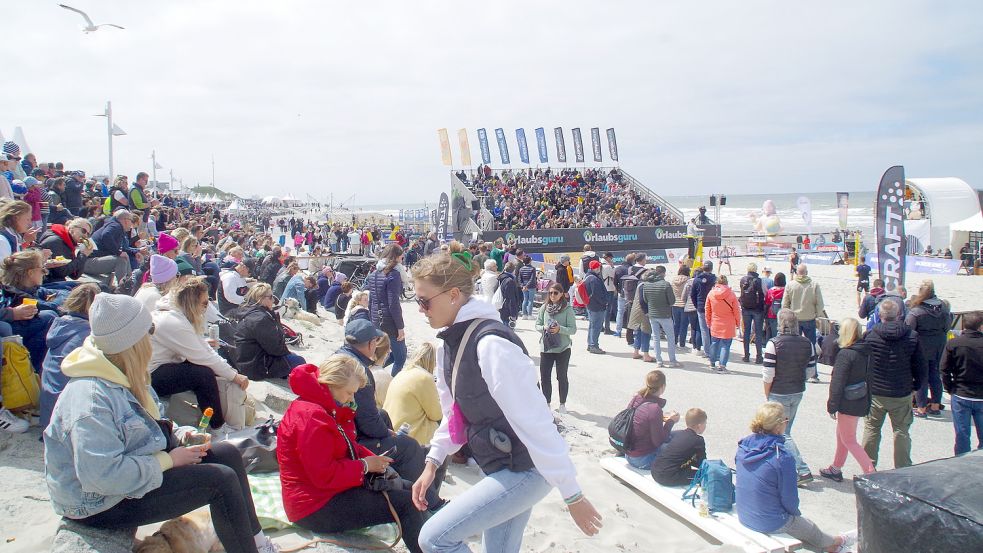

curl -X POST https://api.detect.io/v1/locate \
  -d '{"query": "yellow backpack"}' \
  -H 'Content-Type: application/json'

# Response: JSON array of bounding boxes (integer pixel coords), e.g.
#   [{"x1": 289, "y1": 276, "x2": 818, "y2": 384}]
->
[{"x1": 1, "y1": 340, "x2": 41, "y2": 412}]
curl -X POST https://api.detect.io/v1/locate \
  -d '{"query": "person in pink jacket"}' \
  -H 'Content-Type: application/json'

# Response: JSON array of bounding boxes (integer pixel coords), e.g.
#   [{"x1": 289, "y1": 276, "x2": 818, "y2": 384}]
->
[{"x1": 705, "y1": 275, "x2": 741, "y2": 373}]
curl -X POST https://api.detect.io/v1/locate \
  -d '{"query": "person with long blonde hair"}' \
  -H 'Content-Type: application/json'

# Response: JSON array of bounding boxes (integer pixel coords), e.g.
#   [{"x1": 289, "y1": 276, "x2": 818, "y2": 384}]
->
[
  {"x1": 905, "y1": 279, "x2": 952, "y2": 416},
  {"x1": 43, "y1": 293, "x2": 279, "y2": 553},
  {"x1": 343, "y1": 289, "x2": 370, "y2": 327},
  {"x1": 384, "y1": 342, "x2": 442, "y2": 445},
  {"x1": 819, "y1": 318, "x2": 876, "y2": 481},
  {"x1": 149, "y1": 277, "x2": 249, "y2": 431},
  {"x1": 0, "y1": 249, "x2": 59, "y2": 371}
]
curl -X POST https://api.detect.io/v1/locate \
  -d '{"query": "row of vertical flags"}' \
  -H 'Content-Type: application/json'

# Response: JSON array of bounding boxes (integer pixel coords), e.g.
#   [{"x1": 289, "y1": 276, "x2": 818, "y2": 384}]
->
[{"x1": 437, "y1": 127, "x2": 619, "y2": 166}]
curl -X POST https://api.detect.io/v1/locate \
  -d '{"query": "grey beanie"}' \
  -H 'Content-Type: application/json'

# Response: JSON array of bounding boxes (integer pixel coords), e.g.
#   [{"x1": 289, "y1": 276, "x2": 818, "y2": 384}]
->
[{"x1": 89, "y1": 293, "x2": 153, "y2": 354}]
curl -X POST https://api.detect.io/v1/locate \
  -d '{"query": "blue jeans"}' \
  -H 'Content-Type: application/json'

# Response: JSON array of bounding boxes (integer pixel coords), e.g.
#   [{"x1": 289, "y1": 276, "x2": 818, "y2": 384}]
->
[
  {"x1": 627, "y1": 436, "x2": 672, "y2": 469},
  {"x1": 521, "y1": 288, "x2": 536, "y2": 317},
  {"x1": 649, "y1": 317, "x2": 677, "y2": 363},
  {"x1": 13, "y1": 311, "x2": 58, "y2": 372},
  {"x1": 587, "y1": 309, "x2": 604, "y2": 348},
  {"x1": 687, "y1": 311, "x2": 702, "y2": 350},
  {"x1": 951, "y1": 395, "x2": 983, "y2": 455},
  {"x1": 697, "y1": 310, "x2": 711, "y2": 354},
  {"x1": 633, "y1": 330, "x2": 651, "y2": 354},
  {"x1": 798, "y1": 320, "x2": 818, "y2": 378},
  {"x1": 709, "y1": 336, "x2": 732, "y2": 368},
  {"x1": 915, "y1": 351, "x2": 943, "y2": 408},
  {"x1": 616, "y1": 296, "x2": 627, "y2": 336},
  {"x1": 766, "y1": 318, "x2": 778, "y2": 343},
  {"x1": 768, "y1": 392, "x2": 810, "y2": 475},
  {"x1": 419, "y1": 468, "x2": 552, "y2": 553},
  {"x1": 672, "y1": 306, "x2": 686, "y2": 347},
  {"x1": 385, "y1": 335, "x2": 408, "y2": 376},
  {"x1": 742, "y1": 309, "x2": 765, "y2": 359},
  {"x1": 606, "y1": 291, "x2": 618, "y2": 329},
  {"x1": 285, "y1": 353, "x2": 307, "y2": 370}
]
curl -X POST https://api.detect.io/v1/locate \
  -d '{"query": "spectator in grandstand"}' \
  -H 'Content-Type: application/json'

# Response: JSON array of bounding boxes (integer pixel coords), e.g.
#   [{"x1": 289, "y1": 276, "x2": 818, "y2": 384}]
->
[
  {"x1": 333, "y1": 281, "x2": 353, "y2": 324},
  {"x1": 219, "y1": 261, "x2": 254, "y2": 314},
  {"x1": 343, "y1": 289, "x2": 370, "y2": 327},
  {"x1": 40, "y1": 283, "x2": 100, "y2": 431},
  {"x1": 234, "y1": 283, "x2": 306, "y2": 380},
  {"x1": 0, "y1": 200, "x2": 37, "y2": 262},
  {"x1": 518, "y1": 255, "x2": 538, "y2": 319},
  {"x1": 0, "y1": 249, "x2": 60, "y2": 371},
  {"x1": 62, "y1": 171, "x2": 86, "y2": 216},
  {"x1": 321, "y1": 271, "x2": 347, "y2": 312},
  {"x1": 84, "y1": 209, "x2": 138, "y2": 289},
  {"x1": 690, "y1": 261, "x2": 717, "y2": 358},
  {"x1": 782, "y1": 264, "x2": 825, "y2": 381},
  {"x1": 282, "y1": 272, "x2": 315, "y2": 312},
  {"x1": 705, "y1": 275, "x2": 740, "y2": 373},
  {"x1": 650, "y1": 408, "x2": 708, "y2": 486},
  {"x1": 135, "y1": 255, "x2": 178, "y2": 313},
  {"x1": 258, "y1": 246, "x2": 285, "y2": 285},
  {"x1": 273, "y1": 261, "x2": 299, "y2": 298},
  {"x1": 39, "y1": 218, "x2": 93, "y2": 287},
  {"x1": 735, "y1": 402, "x2": 854, "y2": 552},
  {"x1": 366, "y1": 244, "x2": 407, "y2": 374}
]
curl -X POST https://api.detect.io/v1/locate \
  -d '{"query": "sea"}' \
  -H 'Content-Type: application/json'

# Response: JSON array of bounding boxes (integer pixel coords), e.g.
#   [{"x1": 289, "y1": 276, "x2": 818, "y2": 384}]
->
[{"x1": 359, "y1": 191, "x2": 876, "y2": 245}]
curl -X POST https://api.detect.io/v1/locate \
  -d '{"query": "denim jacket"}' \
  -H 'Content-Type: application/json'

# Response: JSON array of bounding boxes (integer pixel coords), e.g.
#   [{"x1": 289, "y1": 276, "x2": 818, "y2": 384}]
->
[{"x1": 43, "y1": 337, "x2": 170, "y2": 519}]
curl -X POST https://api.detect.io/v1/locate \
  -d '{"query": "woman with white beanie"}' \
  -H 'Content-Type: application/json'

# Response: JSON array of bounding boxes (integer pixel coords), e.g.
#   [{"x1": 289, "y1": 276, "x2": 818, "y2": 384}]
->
[{"x1": 43, "y1": 293, "x2": 280, "y2": 553}]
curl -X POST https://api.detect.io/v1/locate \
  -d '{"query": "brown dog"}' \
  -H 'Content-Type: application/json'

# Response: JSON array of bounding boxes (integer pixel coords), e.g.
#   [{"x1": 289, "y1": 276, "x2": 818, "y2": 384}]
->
[{"x1": 132, "y1": 510, "x2": 219, "y2": 553}]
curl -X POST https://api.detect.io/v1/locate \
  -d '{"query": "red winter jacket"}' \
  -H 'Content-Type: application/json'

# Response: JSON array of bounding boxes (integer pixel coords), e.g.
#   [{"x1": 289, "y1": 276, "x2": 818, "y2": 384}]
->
[{"x1": 278, "y1": 364, "x2": 375, "y2": 522}]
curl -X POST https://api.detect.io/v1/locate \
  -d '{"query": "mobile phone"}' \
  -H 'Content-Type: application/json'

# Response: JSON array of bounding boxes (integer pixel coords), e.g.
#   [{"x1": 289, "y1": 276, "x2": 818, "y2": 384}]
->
[{"x1": 380, "y1": 445, "x2": 397, "y2": 457}]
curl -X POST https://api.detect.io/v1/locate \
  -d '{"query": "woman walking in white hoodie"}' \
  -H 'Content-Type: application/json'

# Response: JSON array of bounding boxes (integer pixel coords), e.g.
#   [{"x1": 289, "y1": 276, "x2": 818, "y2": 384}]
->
[
  {"x1": 149, "y1": 276, "x2": 250, "y2": 431},
  {"x1": 409, "y1": 249, "x2": 602, "y2": 552}
]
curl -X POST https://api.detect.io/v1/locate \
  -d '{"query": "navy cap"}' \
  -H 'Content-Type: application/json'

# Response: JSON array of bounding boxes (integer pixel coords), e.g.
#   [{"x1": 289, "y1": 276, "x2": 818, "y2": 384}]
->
[{"x1": 345, "y1": 318, "x2": 385, "y2": 343}]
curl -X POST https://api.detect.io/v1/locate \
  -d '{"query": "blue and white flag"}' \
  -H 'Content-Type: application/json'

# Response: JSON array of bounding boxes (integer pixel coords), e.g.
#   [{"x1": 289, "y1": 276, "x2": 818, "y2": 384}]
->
[
  {"x1": 535, "y1": 127, "x2": 548, "y2": 163},
  {"x1": 606, "y1": 128, "x2": 619, "y2": 161},
  {"x1": 494, "y1": 128, "x2": 510, "y2": 164},
  {"x1": 590, "y1": 127, "x2": 602, "y2": 162},
  {"x1": 476, "y1": 128, "x2": 491, "y2": 164},
  {"x1": 515, "y1": 128, "x2": 529, "y2": 164},
  {"x1": 554, "y1": 127, "x2": 567, "y2": 163},
  {"x1": 572, "y1": 128, "x2": 585, "y2": 163}
]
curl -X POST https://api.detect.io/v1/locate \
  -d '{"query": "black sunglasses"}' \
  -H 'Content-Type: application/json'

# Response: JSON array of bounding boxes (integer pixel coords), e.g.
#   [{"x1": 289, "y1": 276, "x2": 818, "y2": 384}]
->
[{"x1": 415, "y1": 289, "x2": 451, "y2": 310}]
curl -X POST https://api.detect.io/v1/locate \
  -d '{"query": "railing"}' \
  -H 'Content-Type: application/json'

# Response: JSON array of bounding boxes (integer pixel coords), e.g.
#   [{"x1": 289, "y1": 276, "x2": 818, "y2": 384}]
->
[{"x1": 615, "y1": 168, "x2": 685, "y2": 222}]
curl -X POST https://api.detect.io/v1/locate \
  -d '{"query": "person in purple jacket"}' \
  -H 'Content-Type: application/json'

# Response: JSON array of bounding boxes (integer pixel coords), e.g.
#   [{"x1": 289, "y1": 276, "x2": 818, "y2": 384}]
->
[{"x1": 624, "y1": 370, "x2": 680, "y2": 469}]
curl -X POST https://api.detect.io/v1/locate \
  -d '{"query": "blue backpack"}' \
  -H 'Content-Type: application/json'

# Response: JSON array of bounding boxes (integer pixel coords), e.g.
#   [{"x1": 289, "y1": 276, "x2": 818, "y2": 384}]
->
[{"x1": 682, "y1": 459, "x2": 735, "y2": 513}]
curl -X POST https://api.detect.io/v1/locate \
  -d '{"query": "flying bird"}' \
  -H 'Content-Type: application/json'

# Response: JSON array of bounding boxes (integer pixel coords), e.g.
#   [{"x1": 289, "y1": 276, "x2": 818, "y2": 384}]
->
[{"x1": 58, "y1": 4, "x2": 124, "y2": 33}]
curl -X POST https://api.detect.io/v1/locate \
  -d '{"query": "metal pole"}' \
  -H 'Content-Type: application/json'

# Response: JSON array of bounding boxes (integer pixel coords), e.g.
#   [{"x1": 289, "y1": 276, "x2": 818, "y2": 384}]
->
[
  {"x1": 106, "y1": 101, "x2": 114, "y2": 182},
  {"x1": 151, "y1": 149, "x2": 157, "y2": 191},
  {"x1": 211, "y1": 154, "x2": 215, "y2": 187}
]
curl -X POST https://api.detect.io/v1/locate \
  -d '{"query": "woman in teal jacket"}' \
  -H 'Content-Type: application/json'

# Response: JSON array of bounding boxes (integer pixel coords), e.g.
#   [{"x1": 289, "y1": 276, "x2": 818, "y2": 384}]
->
[{"x1": 536, "y1": 282, "x2": 578, "y2": 411}]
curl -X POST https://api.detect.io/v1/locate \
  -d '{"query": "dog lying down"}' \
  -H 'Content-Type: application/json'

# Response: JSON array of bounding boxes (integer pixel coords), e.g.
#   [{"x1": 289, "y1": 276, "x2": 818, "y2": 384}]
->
[
  {"x1": 281, "y1": 297, "x2": 322, "y2": 326},
  {"x1": 132, "y1": 509, "x2": 219, "y2": 553}
]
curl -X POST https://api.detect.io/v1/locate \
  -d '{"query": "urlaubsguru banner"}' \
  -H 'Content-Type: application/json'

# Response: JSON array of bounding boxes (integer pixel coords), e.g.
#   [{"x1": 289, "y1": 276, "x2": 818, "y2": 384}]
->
[
  {"x1": 482, "y1": 225, "x2": 721, "y2": 254},
  {"x1": 606, "y1": 128, "x2": 619, "y2": 161},
  {"x1": 535, "y1": 127, "x2": 548, "y2": 163},
  {"x1": 476, "y1": 128, "x2": 491, "y2": 164},
  {"x1": 590, "y1": 127, "x2": 602, "y2": 162},
  {"x1": 875, "y1": 165, "x2": 906, "y2": 291},
  {"x1": 494, "y1": 128, "x2": 510, "y2": 164},
  {"x1": 437, "y1": 193, "x2": 450, "y2": 239},
  {"x1": 572, "y1": 128, "x2": 585, "y2": 163},
  {"x1": 515, "y1": 128, "x2": 530, "y2": 164},
  {"x1": 554, "y1": 127, "x2": 567, "y2": 162},
  {"x1": 836, "y1": 192, "x2": 849, "y2": 229}
]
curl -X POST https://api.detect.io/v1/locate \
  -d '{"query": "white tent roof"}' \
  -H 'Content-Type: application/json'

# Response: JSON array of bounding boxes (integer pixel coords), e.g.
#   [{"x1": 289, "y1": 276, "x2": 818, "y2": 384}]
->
[
  {"x1": 906, "y1": 177, "x2": 982, "y2": 249},
  {"x1": 950, "y1": 213, "x2": 983, "y2": 232}
]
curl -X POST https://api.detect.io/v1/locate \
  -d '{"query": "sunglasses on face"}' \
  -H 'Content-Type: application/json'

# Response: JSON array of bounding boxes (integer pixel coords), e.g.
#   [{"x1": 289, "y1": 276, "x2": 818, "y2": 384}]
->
[
  {"x1": 415, "y1": 289, "x2": 451, "y2": 310},
  {"x1": 549, "y1": 291, "x2": 562, "y2": 296}
]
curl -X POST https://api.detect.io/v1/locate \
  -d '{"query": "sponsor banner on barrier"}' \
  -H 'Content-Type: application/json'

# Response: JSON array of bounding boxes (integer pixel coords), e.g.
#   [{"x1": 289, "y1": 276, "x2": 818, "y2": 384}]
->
[
  {"x1": 494, "y1": 128, "x2": 510, "y2": 164},
  {"x1": 572, "y1": 128, "x2": 585, "y2": 162},
  {"x1": 535, "y1": 127, "x2": 548, "y2": 163},
  {"x1": 482, "y1": 225, "x2": 721, "y2": 254},
  {"x1": 476, "y1": 128, "x2": 491, "y2": 164},
  {"x1": 554, "y1": 127, "x2": 567, "y2": 162},
  {"x1": 866, "y1": 253, "x2": 962, "y2": 275},
  {"x1": 436, "y1": 193, "x2": 449, "y2": 239},
  {"x1": 798, "y1": 251, "x2": 842, "y2": 265},
  {"x1": 607, "y1": 128, "x2": 619, "y2": 161},
  {"x1": 875, "y1": 166, "x2": 906, "y2": 290},
  {"x1": 590, "y1": 127, "x2": 603, "y2": 162},
  {"x1": 516, "y1": 128, "x2": 530, "y2": 164}
]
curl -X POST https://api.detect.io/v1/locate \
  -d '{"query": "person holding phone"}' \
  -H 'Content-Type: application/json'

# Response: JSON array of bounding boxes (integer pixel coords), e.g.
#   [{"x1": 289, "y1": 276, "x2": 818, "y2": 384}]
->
[
  {"x1": 277, "y1": 355, "x2": 426, "y2": 553},
  {"x1": 44, "y1": 293, "x2": 279, "y2": 553}
]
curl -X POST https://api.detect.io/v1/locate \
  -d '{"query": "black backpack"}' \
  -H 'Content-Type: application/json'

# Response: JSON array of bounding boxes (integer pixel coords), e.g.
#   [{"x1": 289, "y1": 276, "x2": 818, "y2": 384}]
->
[
  {"x1": 608, "y1": 400, "x2": 652, "y2": 454},
  {"x1": 740, "y1": 275, "x2": 764, "y2": 310}
]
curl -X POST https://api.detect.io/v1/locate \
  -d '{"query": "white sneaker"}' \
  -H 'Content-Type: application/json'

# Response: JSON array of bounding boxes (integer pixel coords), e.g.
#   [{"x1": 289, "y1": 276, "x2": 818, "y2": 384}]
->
[
  {"x1": 256, "y1": 535, "x2": 280, "y2": 553},
  {"x1": 834, "y1": 530, "x2": 858, "y2": 552},
  {"x1": 557, "y1": 404, "x2": 567, "y2": 414},
  {"x1": 0, "y1": 408, "x2": 29, "y2": 433}
]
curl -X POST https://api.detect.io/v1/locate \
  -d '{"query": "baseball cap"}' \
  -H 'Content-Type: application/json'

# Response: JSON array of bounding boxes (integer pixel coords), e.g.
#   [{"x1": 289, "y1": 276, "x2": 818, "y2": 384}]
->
[
  {"x1": 345, "y1": 319, "x2": 385, "y2": 344},
  {"x1": 589, "y1": 260, "x2": 602, "y2": 270}
]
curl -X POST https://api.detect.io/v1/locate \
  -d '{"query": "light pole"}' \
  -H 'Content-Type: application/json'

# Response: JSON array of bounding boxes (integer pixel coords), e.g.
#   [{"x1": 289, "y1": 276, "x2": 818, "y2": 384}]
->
[{"x1": 93, "y1": 101, "x2": 125, "y2": 181}]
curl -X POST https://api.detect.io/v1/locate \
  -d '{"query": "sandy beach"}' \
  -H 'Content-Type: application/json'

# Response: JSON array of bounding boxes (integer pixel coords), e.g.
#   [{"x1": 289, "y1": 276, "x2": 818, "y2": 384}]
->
[{"x1": 2, "y1": 258, "x2": 979, "y2": 552}]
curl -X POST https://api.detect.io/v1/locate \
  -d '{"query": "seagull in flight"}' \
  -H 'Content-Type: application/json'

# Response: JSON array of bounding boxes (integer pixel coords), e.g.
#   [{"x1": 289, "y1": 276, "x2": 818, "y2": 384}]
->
[{"x1": 58, "y1": 4, "x2": 124, "y2": 33}]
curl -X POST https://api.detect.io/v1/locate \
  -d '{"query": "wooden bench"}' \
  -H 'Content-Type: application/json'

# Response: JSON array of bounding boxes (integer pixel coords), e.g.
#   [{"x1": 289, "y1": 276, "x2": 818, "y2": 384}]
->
[{"x1": 600, "y1": 457, "x2": 802, "y2": 553}]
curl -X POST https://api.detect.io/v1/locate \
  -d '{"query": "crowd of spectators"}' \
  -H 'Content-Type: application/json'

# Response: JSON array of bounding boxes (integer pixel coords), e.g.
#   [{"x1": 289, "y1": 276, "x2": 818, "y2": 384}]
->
[{"x1": 460, "y1": 166, "x2": 681, "y2": 230}]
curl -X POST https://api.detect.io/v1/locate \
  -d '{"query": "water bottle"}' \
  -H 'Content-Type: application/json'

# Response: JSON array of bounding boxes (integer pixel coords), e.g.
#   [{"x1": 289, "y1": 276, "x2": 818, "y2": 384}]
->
[
  {"x1": 208, "y1": 323, "x2": 220, "y2": 342},
  {"x1": 698, "y1": 492, "x2": 710, "y2": 518},
  {"x1": 397, "y1": 423, "x2": 411, "y2": 437}
]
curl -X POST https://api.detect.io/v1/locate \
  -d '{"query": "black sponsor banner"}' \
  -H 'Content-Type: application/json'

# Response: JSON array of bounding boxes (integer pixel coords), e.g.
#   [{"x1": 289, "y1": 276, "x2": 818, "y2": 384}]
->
[
  {"x1": 606, "y1": 128, "x2": 619, "y2": 161},
  {"x1": 437, "y1": 193, "x2": 450, "y2": 240},
  {"x1": 572, "y1": 128, "x2": 585, "y2": 163},
  {"x1": 554, "y1": 127, "x2": 567, "y2": 162},
  {"x1": 590, "y1": 127, "x2": 602, "y2": 162},
  {"x1": 875, "y1": 166, "x2": 906, "y2": 291},
  {"x1": 482, "y1": 225, "x2": 721, "y2": 254}
]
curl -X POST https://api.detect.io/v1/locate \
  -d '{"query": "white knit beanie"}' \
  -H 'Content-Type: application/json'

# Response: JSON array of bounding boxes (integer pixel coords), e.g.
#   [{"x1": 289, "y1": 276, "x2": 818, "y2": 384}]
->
[{"x1": 89, "y1": 293, "x2": 153, "y2": 354}]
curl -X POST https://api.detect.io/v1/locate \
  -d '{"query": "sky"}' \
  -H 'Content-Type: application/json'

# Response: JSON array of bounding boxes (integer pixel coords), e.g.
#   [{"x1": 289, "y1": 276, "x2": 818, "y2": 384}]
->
[{"x1": 3, "y1": 1, "x2": 982, "y2": 205}]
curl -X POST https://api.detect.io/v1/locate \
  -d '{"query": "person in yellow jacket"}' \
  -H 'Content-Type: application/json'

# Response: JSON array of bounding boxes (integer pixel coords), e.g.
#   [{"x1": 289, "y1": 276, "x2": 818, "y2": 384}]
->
[{"x1": 383, "y1": 342, "x2": 442, "y2": 445}]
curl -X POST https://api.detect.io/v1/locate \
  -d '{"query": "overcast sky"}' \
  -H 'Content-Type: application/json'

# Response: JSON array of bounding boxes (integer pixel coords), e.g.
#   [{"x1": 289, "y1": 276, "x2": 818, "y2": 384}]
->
[{"x1": 4, "y1": 1, "x2": 981, "y2": 204}]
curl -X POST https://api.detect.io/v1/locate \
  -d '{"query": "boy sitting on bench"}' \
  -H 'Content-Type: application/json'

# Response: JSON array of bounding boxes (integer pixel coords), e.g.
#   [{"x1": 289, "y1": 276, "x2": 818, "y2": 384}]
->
[{"x1": 650, "y1": 408, "x2": 708, "y2": 486}]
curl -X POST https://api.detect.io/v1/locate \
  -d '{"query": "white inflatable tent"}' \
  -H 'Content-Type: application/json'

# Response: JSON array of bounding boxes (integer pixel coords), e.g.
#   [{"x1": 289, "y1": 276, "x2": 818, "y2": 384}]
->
[{"x1": 905, "y1": 178, "x2": 982, "y2": 252}]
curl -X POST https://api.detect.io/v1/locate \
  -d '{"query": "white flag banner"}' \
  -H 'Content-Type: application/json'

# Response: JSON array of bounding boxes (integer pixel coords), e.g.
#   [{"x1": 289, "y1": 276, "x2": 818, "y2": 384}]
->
[
  {"x1": 154, "y1": 162, "x2": 163, "y2": 169},
  {"x1": 112, "y1": 123, "x2": 127, "y2": 136},
  {"x1": 12, "y1": 126, "x2": 32, "y2": 154},
  {"x1": 797, "y1": 196, "x2": 813, "y2": 236}
]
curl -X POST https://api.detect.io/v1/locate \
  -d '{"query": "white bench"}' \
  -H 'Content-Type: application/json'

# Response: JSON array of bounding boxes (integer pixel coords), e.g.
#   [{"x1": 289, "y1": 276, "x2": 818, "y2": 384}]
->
[{"x1": 600, "y1": 457, "x2": 802, "y2": 553}]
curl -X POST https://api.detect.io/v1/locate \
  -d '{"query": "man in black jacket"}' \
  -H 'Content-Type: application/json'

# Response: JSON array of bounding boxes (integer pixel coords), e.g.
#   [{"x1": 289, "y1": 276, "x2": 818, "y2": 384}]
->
[
  {"x1": 861, "y1": 299, "x2": 927, "y2": 469},
  {"x1": 83, "y1": 210, "x2": 138, "y2": 289},
  {"x1": 941, "y1": 311, "x2": 983, "y2": 455}
]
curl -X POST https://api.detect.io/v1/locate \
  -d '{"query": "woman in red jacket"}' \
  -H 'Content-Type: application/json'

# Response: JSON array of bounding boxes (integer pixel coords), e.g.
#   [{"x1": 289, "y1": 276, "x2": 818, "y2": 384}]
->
[
  {"x1": 277, "y1": 356, "x2": 425, "y2": 553},
  {"x1": 705, "y1": 275, "x2": 741, "y2": 373}
]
